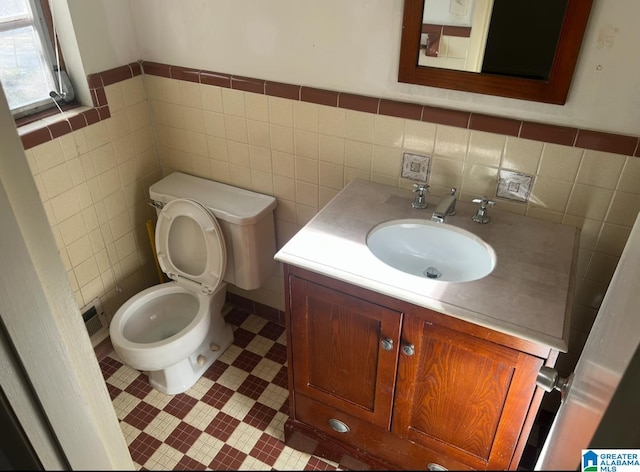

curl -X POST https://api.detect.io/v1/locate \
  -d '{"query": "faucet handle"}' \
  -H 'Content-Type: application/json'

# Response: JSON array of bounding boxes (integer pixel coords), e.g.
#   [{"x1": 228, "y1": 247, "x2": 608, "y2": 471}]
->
[
  {"x1": 450, "y1": 187, "x2": 457, "y2": 196},
  {"x1": 411, "y1": 183, "x2": 429, "y2": 209},
  {"x1": 472, "y1": 196, "x2": 494, "y2": 208},
  {"x1": 471, "y1": 197, "x2": 495, "y2": 224},
  {"x1": 413, "y1": 183, "x2": 430, "y2": 193}
]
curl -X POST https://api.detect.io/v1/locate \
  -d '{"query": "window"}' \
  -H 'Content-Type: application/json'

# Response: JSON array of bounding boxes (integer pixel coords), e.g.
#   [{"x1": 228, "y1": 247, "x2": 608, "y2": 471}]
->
[{"x1": 0, "y1": 0, "x2": 74, "y2": 120}]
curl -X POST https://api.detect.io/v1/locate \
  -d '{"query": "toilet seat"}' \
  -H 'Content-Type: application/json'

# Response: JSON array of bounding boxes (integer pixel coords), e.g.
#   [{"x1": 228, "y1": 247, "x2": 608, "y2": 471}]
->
[{"x1": 155, "y1": 198, "x2": 226, "y2": 295}]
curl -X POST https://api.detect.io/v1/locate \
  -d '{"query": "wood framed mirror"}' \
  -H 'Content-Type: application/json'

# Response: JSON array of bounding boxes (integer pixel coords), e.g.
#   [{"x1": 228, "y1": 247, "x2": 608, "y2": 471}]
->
[{"x1": 398, "y1": 0, "x2": 593, "y2": 104}]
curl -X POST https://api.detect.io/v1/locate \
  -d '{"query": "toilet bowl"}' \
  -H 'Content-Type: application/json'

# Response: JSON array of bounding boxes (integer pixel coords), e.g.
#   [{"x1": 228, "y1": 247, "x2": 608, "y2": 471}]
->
[
  {"x1": 109, "y1": 281, "x2": 232, "y2": 394},
  {"x1": 109, "y1": 172, "x2": 277, "y2": 395}
]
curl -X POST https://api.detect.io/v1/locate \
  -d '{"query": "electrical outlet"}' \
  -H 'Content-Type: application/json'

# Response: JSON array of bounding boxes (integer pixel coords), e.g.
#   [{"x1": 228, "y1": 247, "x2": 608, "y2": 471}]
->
[
  {"x1": 496, "y1": 170, "x2": 534, "y2": 203},
  {"x1": 401, "y1": 152, "x2": 431, "y2": 182}
]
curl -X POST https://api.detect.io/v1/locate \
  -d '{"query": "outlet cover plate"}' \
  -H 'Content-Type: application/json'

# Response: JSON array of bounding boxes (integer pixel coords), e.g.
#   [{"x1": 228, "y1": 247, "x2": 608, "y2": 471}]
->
[
  {"x1": 496, "y1": 170, "x2": 534, "y2": 203},
  {"x1": 401, "y1": 152, "x2": 431, "y2": 182}
]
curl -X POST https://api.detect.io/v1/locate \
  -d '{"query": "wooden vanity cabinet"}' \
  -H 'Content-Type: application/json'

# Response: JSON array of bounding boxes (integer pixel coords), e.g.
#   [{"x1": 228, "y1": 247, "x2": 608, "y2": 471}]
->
[{"x1": 284, "y1": 265, "x2": 558, "y2": 471}]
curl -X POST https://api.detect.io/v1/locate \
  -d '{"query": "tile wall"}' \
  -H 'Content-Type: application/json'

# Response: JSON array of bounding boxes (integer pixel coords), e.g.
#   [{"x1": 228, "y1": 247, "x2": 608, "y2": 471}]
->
[
  {"x1": 22, "y1": 74, "x2": 162, "y2": 320},
  {"x1": 20, "y1": 62, "x2": 640, "y2": 382}
]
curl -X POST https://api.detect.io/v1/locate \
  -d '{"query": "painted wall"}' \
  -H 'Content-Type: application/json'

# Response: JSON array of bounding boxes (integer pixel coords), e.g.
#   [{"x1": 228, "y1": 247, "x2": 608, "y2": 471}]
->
[{"x1": 120, "y1": 0, "x2": 639, "y2": 136}]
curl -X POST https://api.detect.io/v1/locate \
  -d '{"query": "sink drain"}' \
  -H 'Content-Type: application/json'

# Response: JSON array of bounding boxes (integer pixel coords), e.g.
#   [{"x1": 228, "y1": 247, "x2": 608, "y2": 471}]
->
[{"x1": 423, "y1": 266, "x2": 442, "y2": 279}]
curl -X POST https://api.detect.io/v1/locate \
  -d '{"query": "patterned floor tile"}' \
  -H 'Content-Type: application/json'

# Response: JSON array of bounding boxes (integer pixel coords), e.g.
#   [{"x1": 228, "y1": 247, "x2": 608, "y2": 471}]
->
[{"x1": 100, "y1": 305, "x2": 552, "y2": 471}]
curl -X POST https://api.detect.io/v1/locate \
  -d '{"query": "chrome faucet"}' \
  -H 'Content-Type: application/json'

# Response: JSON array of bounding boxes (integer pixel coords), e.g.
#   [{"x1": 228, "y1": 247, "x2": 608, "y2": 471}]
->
[
  {"x1": 471, "y1": 196, "x2": 495, "y2": 224},
  {"x1": 411, "y1": 183, "x2": 429, "y2": 209},
  {"x1": 431, "y1": 188, "x2": 457, "y2": 223}
]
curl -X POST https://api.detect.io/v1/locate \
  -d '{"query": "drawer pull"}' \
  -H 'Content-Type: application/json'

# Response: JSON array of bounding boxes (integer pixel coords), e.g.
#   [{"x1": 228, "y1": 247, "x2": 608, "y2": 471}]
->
[
  {"x1": 328, "y1": 418, "x2": 350, "y2": 433},
  {"x1": 427, "y1": 463, "x2": 447, "y2": 471},
  {"x1": 381, "y1": 338, "x2": 394, "y2": 351}
]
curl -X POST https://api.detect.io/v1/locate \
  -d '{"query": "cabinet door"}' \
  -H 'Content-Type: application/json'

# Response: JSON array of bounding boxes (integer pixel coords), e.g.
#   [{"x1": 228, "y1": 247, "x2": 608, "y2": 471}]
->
[
  {"x1": 289, "y1": 275, "x2": 402, "y2": 430},
  {"x1": 392, "y1": 310, "x2": 544, "y2": 470}
]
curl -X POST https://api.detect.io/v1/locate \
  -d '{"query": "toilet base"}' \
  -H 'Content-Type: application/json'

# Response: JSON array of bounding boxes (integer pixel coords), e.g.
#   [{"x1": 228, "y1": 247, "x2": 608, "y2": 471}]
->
[
  {"x1": 145, "y1": 289, "x2": 234, "y2": 395},
  {"x1": 147, "y1": 322, "x2": 234, "y2": 395}
]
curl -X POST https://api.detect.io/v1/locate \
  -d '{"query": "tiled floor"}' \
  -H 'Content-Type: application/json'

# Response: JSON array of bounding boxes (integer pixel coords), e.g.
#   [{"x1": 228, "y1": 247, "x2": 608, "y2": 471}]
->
[{"x1": 99, "y1": 304, "x2": 553, "y2": 471}]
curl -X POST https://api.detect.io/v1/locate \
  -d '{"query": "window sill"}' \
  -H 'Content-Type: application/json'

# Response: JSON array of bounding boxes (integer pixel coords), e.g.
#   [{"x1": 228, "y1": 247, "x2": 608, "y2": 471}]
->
[{"x1": 18, "y1": 104, "x2": 105, "y2": 150}]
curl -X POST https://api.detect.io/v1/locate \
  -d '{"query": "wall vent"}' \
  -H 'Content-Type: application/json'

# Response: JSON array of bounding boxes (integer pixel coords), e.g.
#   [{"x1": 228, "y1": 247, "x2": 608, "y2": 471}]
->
[{"x1": 81, "y1": 298, "x2": 108, "y2": 346}]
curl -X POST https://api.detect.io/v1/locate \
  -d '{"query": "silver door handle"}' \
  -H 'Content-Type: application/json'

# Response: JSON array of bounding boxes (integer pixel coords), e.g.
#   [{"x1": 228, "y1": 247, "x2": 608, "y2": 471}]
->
[{"x1": 536, "y1": 366, "x2": 573, "y2": 399}]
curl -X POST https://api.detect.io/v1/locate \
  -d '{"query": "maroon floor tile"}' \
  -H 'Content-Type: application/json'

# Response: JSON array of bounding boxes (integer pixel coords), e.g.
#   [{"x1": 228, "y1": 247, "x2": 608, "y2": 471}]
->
[
  {"x1": 249, "y1": 432, "x2": 285, "y2": 466},
  {"x1": 259, "y1": 322, "x2": 286, "y2": 341},
  {"x1": 232, "y1": 327, "x2": 257, "y2": 348},
  {"x1": 99, "y1": 356, "x2": 123, "y2": 378},
  {"x1": 163, "y1": 393, "x2": 198, "y2": 419},
  {"x1": 201, "y1": 383, "x2": 235, "y2": 410},
  {"x1": 106, "y1": 383, "x2": 122, "y2": 400},
  {"x1": 174, "y1": 455, "x2": 207, "y2": 470},
  {"x1": 124, "y1": 402, "x2": 162, "y2": 430},
  {"x1": 237, "y1": 374, "x2": 270, "y2": 401},
  {"x1": 243, "y1": 402, "x2": 278, "y2": 430},
  {"x1": 125, "y1": 375, "x2": 154, "y2": 399},
  {"x1": 209, "y1": 444, "x2": 247, "y2": 470},
  {"x1": 128, "y1": 431, "x2": 163, "y2": 465},
  {"x1": 305, "y1": 456, "x2": 339, "y2": 470},
  {"x1": 164, "y1": 421, "x2": 202, "y2": 454},
  {"x1": 202, "y1": 359, "x2": 230, "y2": 382},
  {"x1": 265, "y1": 343, "x2": 288, "y2": 365},
  {"x1": 232, "y1": 350, "x2": 263, "y2": 373},
  {"x1": 205, "y1": 412, "x2": 241, "y2": 442},
  {"x1": 272, "y1": 366, "x2": 289, "y2": 390}
]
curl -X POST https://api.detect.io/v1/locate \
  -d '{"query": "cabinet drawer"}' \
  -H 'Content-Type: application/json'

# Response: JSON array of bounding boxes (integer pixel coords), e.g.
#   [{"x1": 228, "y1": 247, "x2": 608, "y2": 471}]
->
[{"x1": 295, "y1": 394, "x2": 473, "y2": 471}]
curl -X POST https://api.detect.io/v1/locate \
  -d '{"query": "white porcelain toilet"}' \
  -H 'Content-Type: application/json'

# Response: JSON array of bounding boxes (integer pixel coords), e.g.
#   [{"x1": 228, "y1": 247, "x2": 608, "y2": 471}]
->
[{"x1": 109, "y1": 172, "x2": 277, "y2": 394}]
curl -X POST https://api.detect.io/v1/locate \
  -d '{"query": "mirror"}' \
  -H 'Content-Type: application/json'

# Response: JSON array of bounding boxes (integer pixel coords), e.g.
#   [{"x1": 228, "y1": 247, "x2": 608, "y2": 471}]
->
[{"x1": 399, "y1": 0, "x2": 593, "y2": 104}]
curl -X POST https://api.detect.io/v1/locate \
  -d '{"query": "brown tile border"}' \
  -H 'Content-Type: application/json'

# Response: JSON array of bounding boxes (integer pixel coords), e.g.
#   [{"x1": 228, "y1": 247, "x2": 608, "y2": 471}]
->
[
  {"x1": 520, "y1": 121, "x2": 577, "y2": 146},
  {"x1": 442, "y1": 26, "x2": 472, "y2": 38},
  {"x1": 379, "y1": 99, "x2": 422, "y2": 120},
  {"x1": 231, "y1": 75, "x2": 265, "y2": 94},
  {"x1": 301, "y1": 87, "x2": 338, "y2": 107},
  {"x1": 19, "y1": 60, "x2": 640, "y2": 159},
  {"x1": 170, "y1": 66, "x2": 201, "y2": 83},
  {"x1": 469, "y1": 114, "x2": 521, "y2": 137},
  {"x1": 200, "y1": 71, "x2": 231, "y2": 88},
  {"x1": 575, "y1": 130, "x2": 638, "y2": 156},
  {"x1": 423, "y1": 105, "x2": 470, "y2": 128},
  {"x1": 20, "y1": 126, "x2": 52, "y2": 149},
  {"x1": 265, "y1": 81, "x2": 300, "y2": 100},
  {"x1": 226, "y1": 292, "x2": 285, "y2": 327},
  {"x1": 338, "y1": 93, "x2": 379, "y2": 114}
]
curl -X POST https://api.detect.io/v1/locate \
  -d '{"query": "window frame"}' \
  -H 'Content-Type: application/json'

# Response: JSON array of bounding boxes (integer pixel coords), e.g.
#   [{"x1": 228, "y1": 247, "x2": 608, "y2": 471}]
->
[{"x1": 0, "y1": 0, "x2": 77, "y2": 123}]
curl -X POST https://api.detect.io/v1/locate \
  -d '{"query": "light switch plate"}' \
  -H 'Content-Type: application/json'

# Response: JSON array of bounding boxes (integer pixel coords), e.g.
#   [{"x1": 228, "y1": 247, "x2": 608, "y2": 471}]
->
[
  {"x1": 401, "y1": 152, "x2": 431, "y2": 182},
  {"x1": 496, "y1": 170, "x2": 534, "y2": 203}
]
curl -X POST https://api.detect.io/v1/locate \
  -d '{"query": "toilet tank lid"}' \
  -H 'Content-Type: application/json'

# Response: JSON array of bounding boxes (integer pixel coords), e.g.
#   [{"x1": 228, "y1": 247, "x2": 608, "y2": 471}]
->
[{"x1": 149, "y1": 172, "x2": 277, "y2": 225}]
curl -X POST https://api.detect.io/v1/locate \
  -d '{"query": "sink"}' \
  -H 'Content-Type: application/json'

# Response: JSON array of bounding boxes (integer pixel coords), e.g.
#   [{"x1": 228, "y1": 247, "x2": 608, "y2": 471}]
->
[{"x1": 366, "y1": 219, "x2": 496, "y2": 282}]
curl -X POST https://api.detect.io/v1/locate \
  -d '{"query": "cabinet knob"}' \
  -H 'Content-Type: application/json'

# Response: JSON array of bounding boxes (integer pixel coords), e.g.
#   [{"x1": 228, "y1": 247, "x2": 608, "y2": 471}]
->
[
  {"x1": 328, "y1": 418, "x2": 350, "y2": 433},
  {"x1": 536, "y1": 366, "x2": 573, "y2": 399},
  {"x1": 381, "y1": 338, "x2": 394, "y2": 351},
  {"x1": 402, "y1": 343, "x2": 415, "y2": 356},
  {"x1": 427, "y1": 463, "x2": 448, "y2": 471}
]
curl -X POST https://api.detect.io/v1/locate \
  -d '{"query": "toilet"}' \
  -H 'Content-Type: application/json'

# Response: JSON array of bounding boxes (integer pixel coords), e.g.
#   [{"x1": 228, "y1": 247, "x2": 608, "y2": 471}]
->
[{"x1": 109, "y1": 172, "x2": 277, "y2": 394}]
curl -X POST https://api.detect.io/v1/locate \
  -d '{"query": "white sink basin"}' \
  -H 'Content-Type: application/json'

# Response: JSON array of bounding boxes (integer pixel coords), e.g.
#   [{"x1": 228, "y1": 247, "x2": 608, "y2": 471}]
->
[{"x1": 366, "y1": 219, "x2": 496, "y2": 282}]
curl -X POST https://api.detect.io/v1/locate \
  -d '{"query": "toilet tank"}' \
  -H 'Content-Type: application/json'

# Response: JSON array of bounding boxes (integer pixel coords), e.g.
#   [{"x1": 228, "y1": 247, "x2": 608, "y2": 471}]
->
[{"x1": 149, "y1": 172, "x2": 278, "y2": 291}]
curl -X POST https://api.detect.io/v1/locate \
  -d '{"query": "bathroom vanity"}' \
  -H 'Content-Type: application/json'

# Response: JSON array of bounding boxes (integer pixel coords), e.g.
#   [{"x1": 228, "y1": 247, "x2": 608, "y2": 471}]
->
[{"x1": 275, "y1": 179, "x2": 579, "y2": 470}]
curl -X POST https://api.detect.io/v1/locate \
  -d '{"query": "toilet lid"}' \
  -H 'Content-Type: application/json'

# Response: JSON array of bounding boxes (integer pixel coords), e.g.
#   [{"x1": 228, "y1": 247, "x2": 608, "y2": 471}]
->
[{"x1": 155, "y1": 198, "x2": 226, "y2": 294}]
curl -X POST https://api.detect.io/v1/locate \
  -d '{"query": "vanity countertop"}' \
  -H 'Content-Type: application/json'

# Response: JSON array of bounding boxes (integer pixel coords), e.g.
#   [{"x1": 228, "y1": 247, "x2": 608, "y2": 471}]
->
[{"x1": 274, "y1": 179, "x2": 579, "y2": 352}]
